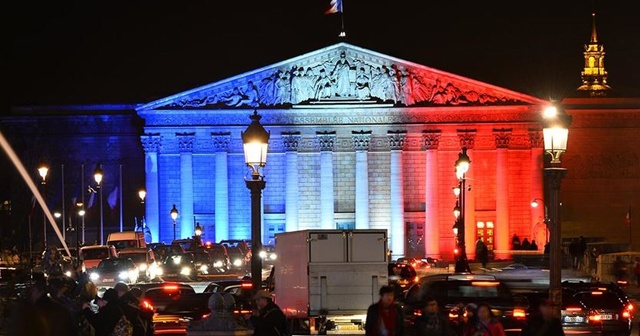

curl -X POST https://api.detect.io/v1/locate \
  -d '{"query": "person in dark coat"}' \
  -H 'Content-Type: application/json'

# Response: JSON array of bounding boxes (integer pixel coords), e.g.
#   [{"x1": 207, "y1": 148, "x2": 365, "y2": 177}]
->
[
  {"x1": 83, "y1": 288, "x2": 125, "y2": 336},
  {"x1": 115, "y1": 282, "x2": 146, "y2": 336},
  {"x1": 249, "y1": 290, "x2": 287, "y2": 336},
  {"x1": 530, "y1": 240, "x2": 538, "y2": 251},
  {"x1": 414, "y1": 296, "x2": 451, "y2": 336},
  {"x1": 365, "y1": 285, "x2": 404, "y2": 336},
  {"x1": 521, "y1": 299, "x2": 565, "y2": 336}
]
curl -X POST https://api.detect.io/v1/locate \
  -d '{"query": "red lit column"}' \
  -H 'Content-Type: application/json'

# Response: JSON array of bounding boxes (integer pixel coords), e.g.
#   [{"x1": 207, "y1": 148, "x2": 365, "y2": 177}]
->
[
  {"x1": 458, "y1": 130, "x2": 476, "y2": 259},
  {"x1": 423, "y1": 130, "x2": 441, "y2": 258},
  {"x1": 529, "y1": 130, "x2": 545, "y2": 247},
  {"x1": 494, "y1": 129, "x2": 512, "y2": 259},
  {"x1": 388, "y1": 130, "x2": 406, "y2": 260}
]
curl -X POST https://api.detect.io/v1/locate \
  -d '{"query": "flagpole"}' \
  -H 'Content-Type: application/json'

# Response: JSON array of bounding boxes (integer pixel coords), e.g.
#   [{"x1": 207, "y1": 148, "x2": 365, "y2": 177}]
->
[
  {"x1": 119, "y1": 164, "x2": 123, "y2": 232},
  {"x1": 81, "y1": 163, "x2": 85, "y2": 244},
  {"x1": 339, "y1": 0, "x2": 346, "y2": 37},
  {"x1": 629, "y1": 206, "x2": 632, "y2": 251},
  {"x1": 61, "y1": 164, "x2": 66, "y2": 242}
]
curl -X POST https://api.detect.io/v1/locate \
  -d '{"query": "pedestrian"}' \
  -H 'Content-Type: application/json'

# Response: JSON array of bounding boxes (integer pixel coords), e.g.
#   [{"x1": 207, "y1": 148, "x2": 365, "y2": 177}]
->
[
  {"x1": 521, "y1": 238, "x2": 531, "y2": 250},
  {"x1": 83, "y1": 288, "x2": 132, "y2": 336},
  {"x1": 414, "y1": 296, "x2": 450, "y2": 336},
  {"x1": 479, "y1": 245, "x2": 489, "y2": 269},
  {"x1": 512, "y1": 235, "x2": 521, "y2": 250},
  {"x1": 577, "y1": 236, "x2": 587, "y2": 270},
  {"x1": 114, "y1": 282, "x2": 147, "y2": 336},
  {"x1": 521, "y1": 299, "x2": 564, "y2": 336},
  {"x1": 249, "y1": 290, "x2": 287, "y2": 336},
  {"x1": 460, "y1": 303, "x2": 478, "y2": 336},
  {"x1": 475, "y1": 238, "x2": 484, "y2": 260},
  {"x1": 365, "y1": 285, "x2": 404, "y2": 336},
  {"x1": 463, "y1": 303, "x2": 505, "y2": 336},
  {"x1": 530, "y1": 240, "x2": 538, "y2": 251}
]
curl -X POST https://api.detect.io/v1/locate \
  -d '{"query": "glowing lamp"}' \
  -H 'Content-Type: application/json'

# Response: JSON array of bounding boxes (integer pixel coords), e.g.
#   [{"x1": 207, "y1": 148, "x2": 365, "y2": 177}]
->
[
  {"x1": 453, "y1": 204, "x2": 461, "y2": 218},
  {"x1": 241, "y1": 111, "x2": 270, "y2": 176},
  {"x1": 453, "y1": 227, "x2": 459, "y2": 235},
  {"x1": 138, "y1": 189, "x2": 147, "y2": 202},
  {"x1": 93, "y1": 164, "x2": 104, "y2": 185},
  {"x1": 78, "y1": 209, "x2": 85, "y2": 216},
  {"x1": 170, "y1": 204, "x2": 179, "y2": 221},
  {"x1": 543, "y1": 106, "x2": 558, "y2": 119},
  {"x1": 54, "y1": 212, "x2": 62, "y2": 219},
  {"x1": 38, "y1": 164, "x2": 49, "y2": 183},
  {"x1": 455, "y1": 147, "x2": 471, "y2": 178},
  {"x1": 452, "y1": 186, "x2": 461, "y2": 197},
  {"x1": 542, "y1": 105, "x2": 571, "y2": 165},
  {"x1": 195, "y1": 222, "x2": 202, "y2": 236},
  {"x1": 531, "y1": 200, "x2": 540, "y2": 208}
]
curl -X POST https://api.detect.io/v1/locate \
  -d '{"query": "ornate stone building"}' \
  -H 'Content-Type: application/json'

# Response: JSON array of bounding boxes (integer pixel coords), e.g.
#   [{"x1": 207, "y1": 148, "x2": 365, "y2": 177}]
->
[{"x1": 136, "y1": 43, "x2": 550, "y2": 259}]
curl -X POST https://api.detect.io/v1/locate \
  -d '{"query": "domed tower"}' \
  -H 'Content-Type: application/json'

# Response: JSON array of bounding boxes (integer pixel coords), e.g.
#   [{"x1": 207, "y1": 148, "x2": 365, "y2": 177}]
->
[{"x1": 577, "y1": 12, "x2": 612, "y2": 96}]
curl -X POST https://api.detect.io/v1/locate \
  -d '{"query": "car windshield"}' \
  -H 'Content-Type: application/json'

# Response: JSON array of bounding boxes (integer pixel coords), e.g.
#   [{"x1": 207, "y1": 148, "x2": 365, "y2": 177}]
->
[
  {"x1": 208, "y1": 250, "x2": 226, "y2": 260},
  {"x1": 574, "y1": 292, "x2": 623, "y2": 310},
  {"x1": 389, "y1": 265, "x2": 417, "y2": 279},
  {"x1": 207, "y1": 245, "x2": 226, "y2": 254},
  {"x1": 164, "y1": 253, "x2": 194, "y2": 265},
  {"x1": 82, "y1": 248, "x2": 110, "y2": 260},
  {"x1": 110, "y1": 240, "x2": 138, "y2": 250},
  {"x1": 97, "y1": 259, "x2": 130, "y2": 271},
  {"x1": 119, "y1": 253, "x2": 147, "y2": 264},
  {"x1": 194, "y1": 252, "x2": 210, "y2": 263},
  {"x1": 227, "y1": 247, "x2": 242, "y2": 257}
]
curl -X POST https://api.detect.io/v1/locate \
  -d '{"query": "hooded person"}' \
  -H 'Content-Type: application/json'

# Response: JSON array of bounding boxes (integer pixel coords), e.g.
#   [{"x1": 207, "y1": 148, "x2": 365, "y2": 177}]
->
[
  {"x1": 114, "y1": 282, "x2": 147, "y2": 336},
  {"x1": 83, "y1": 288, "x2": 128, "y2": 336},
  {"x1": 249, "y1": 290, "x2": 287, "y2": 336}
]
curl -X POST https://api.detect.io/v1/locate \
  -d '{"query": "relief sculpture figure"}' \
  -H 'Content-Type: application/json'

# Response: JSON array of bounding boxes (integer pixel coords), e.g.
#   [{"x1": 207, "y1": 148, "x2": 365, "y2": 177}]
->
[{"x1": 331, "y1": 51, "x2": 352, "y2": 97}]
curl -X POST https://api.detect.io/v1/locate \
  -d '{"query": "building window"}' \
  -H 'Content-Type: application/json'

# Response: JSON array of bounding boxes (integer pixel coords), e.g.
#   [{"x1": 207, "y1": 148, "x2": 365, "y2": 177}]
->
[
  {"x1": 476, "y1": 221, "x2": 495, "y2": 251},
  {"x1": 336, "y1": 222, "x2": 355, "y2": 230}
]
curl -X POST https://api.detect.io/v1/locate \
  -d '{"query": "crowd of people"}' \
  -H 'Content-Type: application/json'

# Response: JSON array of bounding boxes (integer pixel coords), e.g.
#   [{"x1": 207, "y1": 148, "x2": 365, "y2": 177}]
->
[
  {"x1": 364, "y1": 285, "x2": 565, "y2": 336},
  {"x1": 6, "y1": 272, "x2": 153, "y2": 336}
]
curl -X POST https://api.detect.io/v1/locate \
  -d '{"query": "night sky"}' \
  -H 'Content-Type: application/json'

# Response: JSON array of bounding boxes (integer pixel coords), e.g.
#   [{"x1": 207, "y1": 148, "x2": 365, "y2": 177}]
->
[{"x1": 9, "y1": 0, "x2": 640, "y2": 107}]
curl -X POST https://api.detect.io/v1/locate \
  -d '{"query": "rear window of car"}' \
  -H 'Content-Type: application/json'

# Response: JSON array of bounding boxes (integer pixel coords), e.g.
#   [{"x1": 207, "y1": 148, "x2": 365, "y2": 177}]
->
[
  {"x1": 120, "y1": 253, "x2": 147, "y2": 264},
  {"x1": 97, "y1": 258, "x2": 131, "y2": 271},
  {"x1": 82, "y1": 248, "x2": 110, "y2": 260},
  {"x1": 389, "y1": 265, "x2": 417, "y2": 278},
  {"x1": 424, "y1": 280, "x2": 512, "y2": 300},
  {"x1": 144, "y1": 286, "x2": 195, "y2": 303},
  {"x1": 574, "y1": 291, "x2": 623, "y2": 310}
]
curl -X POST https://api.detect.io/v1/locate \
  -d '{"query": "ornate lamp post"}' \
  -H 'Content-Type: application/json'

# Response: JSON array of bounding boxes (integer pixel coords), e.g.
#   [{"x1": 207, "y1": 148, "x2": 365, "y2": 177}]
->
[
  {"x1": 194, "y1": 222, "x2": 203, "y2": 247},
  {"x1": 542, "y1": 105, "x2": 571, "y2": 318},
  {"x1": 76, "y1": 205, "x2": 85, "y2": 266},
  {"x1": 93, "y1": 163, "x2": 104, "y2": 244},
  {"x1": 138, "y1": 189, "x2": 146, "y2": 231},
  {"x1": 242, "y1": 110, "x2": 270, "y2": 293},
  {"x1": 38, "y1": 163, "x2": 49, "y2": 248},
  {"x1": 170, "y1": 204, "x2": 179, "y2": 241},
  {"x1": 453, "y1": 148, "x2": 471, "y2": 272}
]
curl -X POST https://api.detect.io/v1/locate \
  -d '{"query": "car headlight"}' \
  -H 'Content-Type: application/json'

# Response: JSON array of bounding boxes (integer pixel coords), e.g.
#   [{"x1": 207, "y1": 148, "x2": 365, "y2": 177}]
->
[
  {"x1": 199, "y1": 265, "x2": 208, "y2": 273},
  {"x1": 259, "y1": 251, "x2": 267, "y2": 259},
  {"x1": 270, "y1": 253, "x2": 277, "y2": 260},
  {"x1": 90, "y1": 272, "x2": 99, "y2": 281},
  {"x1": 156, "y1": 267, "x2": 163, "y2": 275},
  {"x1": 213, "y1": 261, "x2": 223, "y2": 268},
  {"x1": 233, "y1": 259, "x2": 242, "y2": 267},
  {"x1": 138, "y1": 263, "x2": 148, "y2": 271},
  {"x1": 180, "y1": 267, "x2": 191, "y2": 275},
  {"x1": 129, "y1": 270, "x2": 138, "y2": 280},
  {"x1": 119, "y1": 271, "x2": 129, "y2": 280},
  {"x1": 65, "y1": 271, "x2": 72, "y2": 277}
]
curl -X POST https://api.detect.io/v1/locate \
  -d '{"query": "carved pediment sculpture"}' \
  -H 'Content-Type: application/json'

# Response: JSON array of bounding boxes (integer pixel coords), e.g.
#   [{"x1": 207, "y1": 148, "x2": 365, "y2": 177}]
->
[{"x1": 142, "y1": 43, "x2": 542, "y2": 110}]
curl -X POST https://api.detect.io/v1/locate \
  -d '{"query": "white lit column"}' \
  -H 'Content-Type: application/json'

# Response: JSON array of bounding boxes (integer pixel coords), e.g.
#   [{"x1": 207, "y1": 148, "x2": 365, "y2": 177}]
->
[
  {"x1": 212, "y1": 133, "x2": 230, "y2": 242},
  {"x1": 458, "y1": 130, "x2": 477, "y2": 258},
  {"x1": 282, "y1": 132, "x2": 301, "y2": 232},
  {"x1": 529, "y1": 130, "x2": 545, "y2": 247},
  {"x1": 423, "y1": 130, "x2": 441, "y2": 258},
  {"x1": 352, "y1": 131, "x2": 372, "y2": 230},
  {"x1": 141, "y1": 134, "x2": 161, "y2": 243},
  {"x1": 317, "y1": 132, "x2": 336, "y2": 230},
  {"x1": 388, "y1": 131, "x2": 406, "y2": 259},
  {"x1": 494, "y1": 129, "x2": 512, "y2": 259},
  {"x1": 177, "y1": 133, "x2": 195, "y2": 240}
]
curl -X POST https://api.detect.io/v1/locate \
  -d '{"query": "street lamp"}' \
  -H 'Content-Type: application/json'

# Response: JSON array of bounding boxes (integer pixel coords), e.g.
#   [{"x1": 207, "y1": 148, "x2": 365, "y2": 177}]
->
[
  {"x1": 38, "y1": 163, "x2": 49, "y2": 248},
  {"x1": 93, "y1": 163, "x2": 104, "y2": 244},
  {"x1": 138, "y1": 189, "x2": 147, "y2": 232},
  {"x1": 454, "y1": 147, "x2": 471, "y2": 272},
  {"x1": 170, "y1": 204, "x2": 179, "y2": 240},
  {"x1": 195, "y1": 222, "x2": 202, "y2": 237},
  {"x1": 138, "y1": 189, "x2": 146, "y2": 203},
  {"x1": 542, "y1": 104, "x2": 571, "y2": 318},
  {"x1": 76, "y1": 205, "x2": 85, "y2": 267},
  {"x1": 242, "y1": 110, "x2": 270, "y2": 293}
]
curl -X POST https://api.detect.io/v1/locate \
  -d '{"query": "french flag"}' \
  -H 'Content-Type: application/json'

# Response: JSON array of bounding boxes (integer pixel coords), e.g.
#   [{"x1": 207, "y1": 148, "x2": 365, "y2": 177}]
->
[{"x1": 325, "y1": 0, "x2": 342, "y2": 14}]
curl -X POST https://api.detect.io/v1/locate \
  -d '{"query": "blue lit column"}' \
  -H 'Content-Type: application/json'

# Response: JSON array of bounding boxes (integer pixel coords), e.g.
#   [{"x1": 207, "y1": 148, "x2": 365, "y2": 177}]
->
[
  {"x1": 423, "y1": 130, "x2": 441, "y2": 258},
  {"x1": 493, "y1": 128, "x2": 511, "y2": 259},
  {"x1": 213, "y1": 133, "x2": 230, "y2": 242},
  {"x1": 388, "y1": 130, "x2": 406, "y2": 260},
  {"x1": 282, "y1": 132, "x2": 300, "y2": 232},
  {"x1": 317, "y1": 132, "x2": 336, "y2": 230},
  {"x1": 141, "y1": 134, "x2": 161, "y2": 243},
  {"x1": 353, "y1": 131, "x2": 371, "y2": 230},
  {"x1": 177, "y1": 133, "x2": 195, "y2": 240}
]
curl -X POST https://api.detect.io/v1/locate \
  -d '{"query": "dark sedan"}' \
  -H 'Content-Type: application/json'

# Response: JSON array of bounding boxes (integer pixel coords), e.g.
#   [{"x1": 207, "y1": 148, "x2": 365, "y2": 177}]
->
[{"x1": 160, "y1": 253, "x2": 197, "y2": 281}]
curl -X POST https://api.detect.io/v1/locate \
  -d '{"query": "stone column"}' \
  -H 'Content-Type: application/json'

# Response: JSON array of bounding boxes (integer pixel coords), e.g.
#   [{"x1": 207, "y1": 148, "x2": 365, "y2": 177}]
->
[
  {"x1": 141, "y1": 134, "x2": 161, "y2": 243},
  {"x1": 352, "y1": 131, "x2": 372, "y2": 230},
  {"x1": 493, "y1": 128, "x2": 512, "y2": 259},
  {"x1": 423, "y1": 130, "x2": 441, "y2": 258},
  {"x1": 388, "y1": 130, "x2": 406, "y2": 259},
  {"x1": 317, "y1": 132, "x2": 336, "y2": 230},
  {"x1": 529, "y1": 130, "x2": 546, "y2": 248},
  {"x1": 458, "y1": 130, "x2": 477, "y2": 258},
  {"x1": 212, "y1": 132, "x2": 230, "y2": 242},
  {"x1": 282, "y1": 132, "x2": 301, "y2": 232},
  {"x1": 176, "y1": 132, "x2": 195, "y2": 240}
]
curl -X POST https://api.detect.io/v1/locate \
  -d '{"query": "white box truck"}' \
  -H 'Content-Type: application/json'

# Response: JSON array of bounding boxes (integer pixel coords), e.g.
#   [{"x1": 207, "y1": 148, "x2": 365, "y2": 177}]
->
[{"x1": 274, "y1": 229, "x2": 388, "y2": 334}]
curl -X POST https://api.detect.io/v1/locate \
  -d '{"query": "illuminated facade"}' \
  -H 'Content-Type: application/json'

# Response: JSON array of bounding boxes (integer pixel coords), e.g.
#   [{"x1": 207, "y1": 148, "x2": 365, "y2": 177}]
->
[
  {"x1": 137, "y1": 43, "x2": 550, "y2": 259},
  {"x1": 577, "y1": 13, "x2": 611, "y2": 95}
]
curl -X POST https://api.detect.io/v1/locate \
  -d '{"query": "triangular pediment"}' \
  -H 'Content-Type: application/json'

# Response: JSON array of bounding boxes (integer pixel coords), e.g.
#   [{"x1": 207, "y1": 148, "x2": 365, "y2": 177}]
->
[{"x1": 139, "y1": 42, "x2": 545, "y2": 110}]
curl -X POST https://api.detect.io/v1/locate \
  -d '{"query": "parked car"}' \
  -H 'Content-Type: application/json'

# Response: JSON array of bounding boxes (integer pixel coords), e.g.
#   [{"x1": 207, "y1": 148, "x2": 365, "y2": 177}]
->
[
  {"x1": 80, "y1": 245, "x2": 118, "y2": 270},
  {"x1": 89, "y1": 257, "x2": 139, "y2": 286},
  {"x1": 118, "y1": 248, "x2": 159, "y2": 280}
]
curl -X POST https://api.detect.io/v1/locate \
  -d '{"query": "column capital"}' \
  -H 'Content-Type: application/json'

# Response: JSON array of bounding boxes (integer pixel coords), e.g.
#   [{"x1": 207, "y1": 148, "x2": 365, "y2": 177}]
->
[
  {"x1": 176, "y1": 132, "x2": 196, "y2": 152},
  {"x1": 141, "y1": 133, "x2": 162, "y2": 153},
  {"x1": 282, "y1": 132, "x2": 301, "y2": 152},
  {"x1": 528, "y1": 129, "x2": 544, "y2": 149},
  {"x1": 422, "y1": 130, "x2": 442, "y2": 150},
  {"x1": 211, "y1": 132, "x2": 231, "y2": 152},
  {"x1": 352, "y1": 130, "x2": 372, "y2": 151},
  {"x1": 493, "y1": 128, "x2": 513, "y2": 149},
  {"x1": 388, "y1": 130, "x2": 407, "y2": 151},
  {"x1": 316, "y1": 131, "x2": 337, "y2": 152},
  {"x1": 457, "y1": 129, "x2": 477, "y2": 149}
]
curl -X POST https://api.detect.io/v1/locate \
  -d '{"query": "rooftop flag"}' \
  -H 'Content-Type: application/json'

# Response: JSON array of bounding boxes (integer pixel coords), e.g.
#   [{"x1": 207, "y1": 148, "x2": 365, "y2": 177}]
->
[{"x1": 325, "y1": 0, "x2": 342, "y2": 14}]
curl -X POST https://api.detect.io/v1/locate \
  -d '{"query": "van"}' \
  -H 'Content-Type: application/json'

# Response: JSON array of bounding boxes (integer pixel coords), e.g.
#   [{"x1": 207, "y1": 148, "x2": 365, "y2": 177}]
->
[
  {"x1": 107, "y1": 231, "x2": 147, "y2": 251},
  {"x1": 80, "y1": 245, "x2": 118, "y2": 270}
]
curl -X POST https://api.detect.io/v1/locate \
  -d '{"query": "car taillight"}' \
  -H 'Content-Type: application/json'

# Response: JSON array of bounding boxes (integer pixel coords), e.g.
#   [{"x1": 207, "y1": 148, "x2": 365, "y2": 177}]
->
[
  {"x1": 448, "y1": 312, "x2": 458, "y2": 319},
  {"x1": 164, "y1": 284, "x2": 179, "y2": 291},
  {"x1": 626, "y1": 303, "x2": 634, "y2": 312},
  {"x1": 241, "y1": 283, "x2": 252, "y2": 288},
  {"x1": 513, "y1": 308, "x2": 526, "y2": 319},
  {"x1": 414, "y1": 276, "x2": 419, "y2": 283},
  {"x1": 202, "y1": 313, "x2": 210, "y2": 319},
  {"x1": 413, "y1": 310, "x2": 422, "y2": 317},
  {"x1": 622, "y1": 311, "x2": 631, "y2": 319},
  {"x1": 233, "y1": 310, "x2": 252, "y2": 314},
  {"x1": 565, "y1": 307, "x2": 583, "y2": 312},
  {"x1": 588, "y1": 312, "x2": 602, "y2": 322},
  {"x1": 141, "y1": 299, "x2": 155, "y2": 312}
]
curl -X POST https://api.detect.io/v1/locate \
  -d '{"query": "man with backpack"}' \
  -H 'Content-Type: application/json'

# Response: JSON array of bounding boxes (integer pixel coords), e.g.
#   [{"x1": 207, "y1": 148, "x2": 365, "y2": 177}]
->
[{"x1": 114, "y1": 282, "x2": 147, "y2": 336}]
